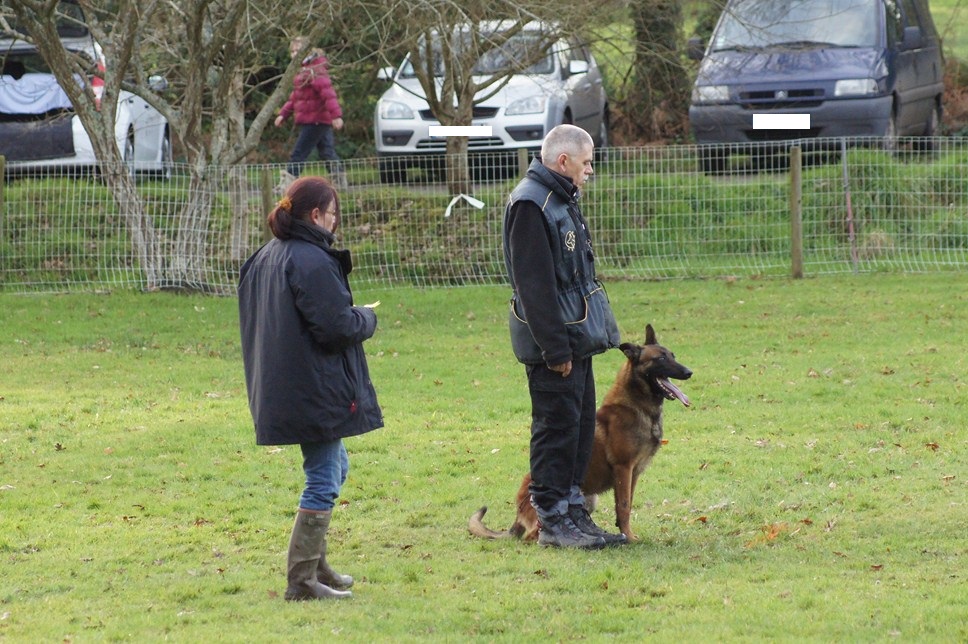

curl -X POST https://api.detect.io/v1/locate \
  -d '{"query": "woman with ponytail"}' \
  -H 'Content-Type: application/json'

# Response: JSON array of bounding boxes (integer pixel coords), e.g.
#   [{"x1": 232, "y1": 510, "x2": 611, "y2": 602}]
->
[{"x1": 238, "y1": 176, "x2": 382, "y2": 601}]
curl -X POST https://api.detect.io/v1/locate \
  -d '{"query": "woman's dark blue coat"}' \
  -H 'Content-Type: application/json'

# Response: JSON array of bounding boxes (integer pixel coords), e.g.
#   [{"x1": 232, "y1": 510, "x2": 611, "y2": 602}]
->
[{"x1": 238, "y1": 221, "x2": 383, "y2": 445}]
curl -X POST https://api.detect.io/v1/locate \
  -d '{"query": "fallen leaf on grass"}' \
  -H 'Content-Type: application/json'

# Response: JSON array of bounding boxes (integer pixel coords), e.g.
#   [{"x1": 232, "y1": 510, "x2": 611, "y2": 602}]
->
[
  {"x1": 870, "y1": 564, "x2": 884, "y2": 571},
  {"x1": 925, "y1": 442, "x2": 940, "y2": 451},
  {"x1": 745, "y1": 522, "x2": 789, "y2": 547}
]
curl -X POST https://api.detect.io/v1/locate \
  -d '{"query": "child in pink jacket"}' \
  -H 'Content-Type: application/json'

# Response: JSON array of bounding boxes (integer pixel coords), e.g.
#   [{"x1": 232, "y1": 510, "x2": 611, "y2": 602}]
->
[{"x1": 275, "y1": 37, "x2": 346, "y2": 188}]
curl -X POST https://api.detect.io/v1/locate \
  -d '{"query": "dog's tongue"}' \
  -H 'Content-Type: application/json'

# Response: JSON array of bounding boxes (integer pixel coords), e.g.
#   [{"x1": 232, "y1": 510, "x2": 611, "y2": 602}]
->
[{"x1": 658, "y1": 378, "x2": 690, "y2": 407}]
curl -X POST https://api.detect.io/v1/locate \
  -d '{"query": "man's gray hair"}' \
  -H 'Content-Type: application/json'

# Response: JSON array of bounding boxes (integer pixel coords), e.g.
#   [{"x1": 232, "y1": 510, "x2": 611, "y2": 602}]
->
[{"x1": 541, "y1": 124, "x2": 593, "y2": 166}]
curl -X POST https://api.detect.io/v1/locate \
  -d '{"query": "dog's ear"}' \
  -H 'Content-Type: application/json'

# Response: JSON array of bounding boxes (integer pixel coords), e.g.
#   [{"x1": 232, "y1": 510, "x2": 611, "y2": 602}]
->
[
  {"x1": 645, "y1": 324, "x2": 657, "y2": 346},
  {"x1": 620, "y1": 342, "x2": 640, "y2": 362}
]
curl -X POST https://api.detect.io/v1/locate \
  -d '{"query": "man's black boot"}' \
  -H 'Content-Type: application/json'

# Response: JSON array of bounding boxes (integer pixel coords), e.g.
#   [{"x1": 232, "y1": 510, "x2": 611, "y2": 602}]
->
[
  {"x1": 569, "y1": 505, "x2": 628, "y2": 546},
  {"x1": 538, "y1": 512, "x2": 606, "y2": 549}
]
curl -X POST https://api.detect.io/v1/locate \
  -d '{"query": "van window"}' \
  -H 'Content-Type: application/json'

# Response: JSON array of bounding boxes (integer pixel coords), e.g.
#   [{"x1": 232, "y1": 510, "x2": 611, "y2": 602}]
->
[
  {"x1": 711, "y1": 0, "x2": 880, "y2": 50},
  {"x1": 885, "y1": 0, "x2": 903, "y2": 46},
  {"x1": 899, "y1": 0, "x2": 920, "y2": 27}
]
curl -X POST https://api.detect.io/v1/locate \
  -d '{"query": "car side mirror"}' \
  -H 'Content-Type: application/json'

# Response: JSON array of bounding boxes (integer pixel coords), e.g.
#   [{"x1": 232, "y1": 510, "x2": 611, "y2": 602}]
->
[
  {"x1": 147, "y1": 75, "x2": 168, "y2": 92},
  {"x1": 687, "y1": 37, "x2": 706, "y2": 61},
  {"x1": 568, "y1": 59, "x2": 589, "y2": 76},
  {"x1": 377, "y1": 66, "x2": 395, "y2": 81},
  {"x1": 901, "y1": 25, "x2": 923, "y2": 50}
]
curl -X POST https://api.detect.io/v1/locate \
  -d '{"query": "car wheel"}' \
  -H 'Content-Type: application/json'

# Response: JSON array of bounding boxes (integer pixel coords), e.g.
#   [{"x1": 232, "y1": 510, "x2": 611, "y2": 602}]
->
[
  {"x1": 157, "y1": 130, "x2": 173, "y2": 181},
  {"x1": 915, "y1": 102, "x2": 941, "y2": 153},
  {"x1": 594, "y1": 111, "x2": 609, "y2": 163},
  {"x1": 699, "y1": 145, "x2": 728, "y2": 176},
  {"x1": 123, "y1": 130, "x2": 136, "y2": 178},
  {"x1": 881, "y1": 110, "x2": 898, "y2": 155},
  {"x1": 378, "y1": 156, "x2": 406, "y2": 184}
]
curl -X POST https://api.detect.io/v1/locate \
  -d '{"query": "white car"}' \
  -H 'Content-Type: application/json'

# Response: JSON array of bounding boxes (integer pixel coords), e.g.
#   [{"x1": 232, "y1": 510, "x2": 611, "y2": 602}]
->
[
  {"x1": 374, "y1": 24, "x2": 608, "y2": 182},
  {"x1": 0, "y1": 16, "x2": 171, "y2": 178}
]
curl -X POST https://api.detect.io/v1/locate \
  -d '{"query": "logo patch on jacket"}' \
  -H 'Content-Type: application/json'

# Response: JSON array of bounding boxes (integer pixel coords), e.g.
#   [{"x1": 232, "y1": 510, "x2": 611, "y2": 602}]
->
[{"x1": 564, "y1": 230, "x2": 576, "y2": 252}]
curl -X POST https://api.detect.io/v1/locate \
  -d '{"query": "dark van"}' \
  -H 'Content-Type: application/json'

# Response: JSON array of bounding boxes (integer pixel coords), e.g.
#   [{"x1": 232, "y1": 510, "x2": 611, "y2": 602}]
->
[{"x1": 687, "y1": 0, "x2": 944, "y2": 173}]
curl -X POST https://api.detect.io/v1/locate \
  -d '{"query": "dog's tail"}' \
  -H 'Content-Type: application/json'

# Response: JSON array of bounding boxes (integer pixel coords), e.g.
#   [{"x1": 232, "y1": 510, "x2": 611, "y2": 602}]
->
[{"x1": 468, "y1": 506, "x2": 514, "y2": 539}]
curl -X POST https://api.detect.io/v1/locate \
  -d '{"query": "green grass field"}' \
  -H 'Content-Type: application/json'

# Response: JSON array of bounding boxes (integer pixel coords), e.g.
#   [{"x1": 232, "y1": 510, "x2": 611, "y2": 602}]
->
[{"x1": 1, "y1": 274, "x2": 964, "y2": 641}]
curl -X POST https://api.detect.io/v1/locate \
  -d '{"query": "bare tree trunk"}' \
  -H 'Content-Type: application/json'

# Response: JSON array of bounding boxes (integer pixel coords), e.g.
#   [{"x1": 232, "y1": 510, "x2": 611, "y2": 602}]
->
[
  {"x1": 630, "y1": 0, "x2": 689, "y2": 141},
  {"x1": 445, "y1": 137, "x2": 472, "y2": 195},
  {"x1": 228, "y1": 166, "x2": 250, "y2": 261},
  {"x1": 168, "y1": 173, "x2": 218, "y2": 289},
  {"x1": 99, "y1": 166, "x2": 164, "y2": 289}
]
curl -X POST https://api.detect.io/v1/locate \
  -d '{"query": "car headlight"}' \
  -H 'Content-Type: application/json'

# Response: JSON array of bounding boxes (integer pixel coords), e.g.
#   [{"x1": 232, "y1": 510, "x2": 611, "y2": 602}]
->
[
  {"x1": 691, "y1": 85, "x2": 729, "y2": 104},
  {"x1": 834, "y1": 78, "x2": 879, "y2": 97},
  {"x1": 379, "y1": 100, "x2": 415, "y2": 120},
  {"x1": 506, "y1": 96, "x2": 546, "y2": 116}
]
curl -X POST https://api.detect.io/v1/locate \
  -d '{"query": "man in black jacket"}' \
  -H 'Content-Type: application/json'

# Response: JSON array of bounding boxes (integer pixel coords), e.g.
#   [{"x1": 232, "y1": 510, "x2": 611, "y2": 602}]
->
[{"x1": 502, "y1": 124, "x2": 624, "y2": 549}]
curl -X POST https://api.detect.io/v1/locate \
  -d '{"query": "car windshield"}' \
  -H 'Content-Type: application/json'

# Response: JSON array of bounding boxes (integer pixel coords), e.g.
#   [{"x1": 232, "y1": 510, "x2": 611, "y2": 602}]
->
[
  {"x1": 1, "y1": 52, "x2": 52, "y2": 77},
  {"x1": 711, "y1": 0, "x2": 879, "y2": 51},
  {"x1": 4, "y1": 0, "x2": 88, "y2": 38},
  {"x1": 399, "y1": 32, "x2": 554, "y2": 78}
]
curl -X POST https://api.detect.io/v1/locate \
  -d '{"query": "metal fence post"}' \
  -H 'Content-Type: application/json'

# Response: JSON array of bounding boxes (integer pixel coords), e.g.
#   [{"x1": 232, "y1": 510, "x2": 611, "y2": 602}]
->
[{"x1": 789, "y1": 146, "x2": 803, "y2": 279}]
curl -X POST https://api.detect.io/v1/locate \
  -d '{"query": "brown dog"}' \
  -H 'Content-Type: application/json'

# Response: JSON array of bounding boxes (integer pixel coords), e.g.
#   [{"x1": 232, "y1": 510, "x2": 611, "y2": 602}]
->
[{"x1": 469, "y1": 324, "x2": 692, "y2": 542}]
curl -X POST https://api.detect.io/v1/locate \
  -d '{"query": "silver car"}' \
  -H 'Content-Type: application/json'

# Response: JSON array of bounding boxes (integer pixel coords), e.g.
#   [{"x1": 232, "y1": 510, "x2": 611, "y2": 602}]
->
[
  {"x1": 0, "y1": 5, "x2": 171, "y2": 178},
  {"x1": 374, "y1": 24, "x2": 608, "y2": 182}
]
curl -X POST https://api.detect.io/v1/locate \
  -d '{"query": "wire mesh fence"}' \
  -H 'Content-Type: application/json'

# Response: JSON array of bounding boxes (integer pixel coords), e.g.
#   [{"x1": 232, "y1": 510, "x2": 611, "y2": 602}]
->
[{"x1": 1, "y1": 137, "x2": 966, "y2": 294}]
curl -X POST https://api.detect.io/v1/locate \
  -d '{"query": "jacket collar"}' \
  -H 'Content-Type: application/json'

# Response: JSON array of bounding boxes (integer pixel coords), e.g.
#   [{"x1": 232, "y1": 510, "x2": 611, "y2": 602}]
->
[
  {"x1": 526, "y1": 158, "x2": 580, "y2": 202},
  {"x1": 289, "y1": 220, "x2": 353, "y2": 275},
  {"x1": 290, "y1": 218, "x2": 334, "y2": 247}
]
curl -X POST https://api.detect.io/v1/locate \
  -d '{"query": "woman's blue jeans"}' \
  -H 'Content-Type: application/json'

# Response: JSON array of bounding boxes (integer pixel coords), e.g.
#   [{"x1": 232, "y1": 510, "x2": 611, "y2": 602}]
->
[{"x1": 298, "y1": 439, "x2": 349, "y2": 511}]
